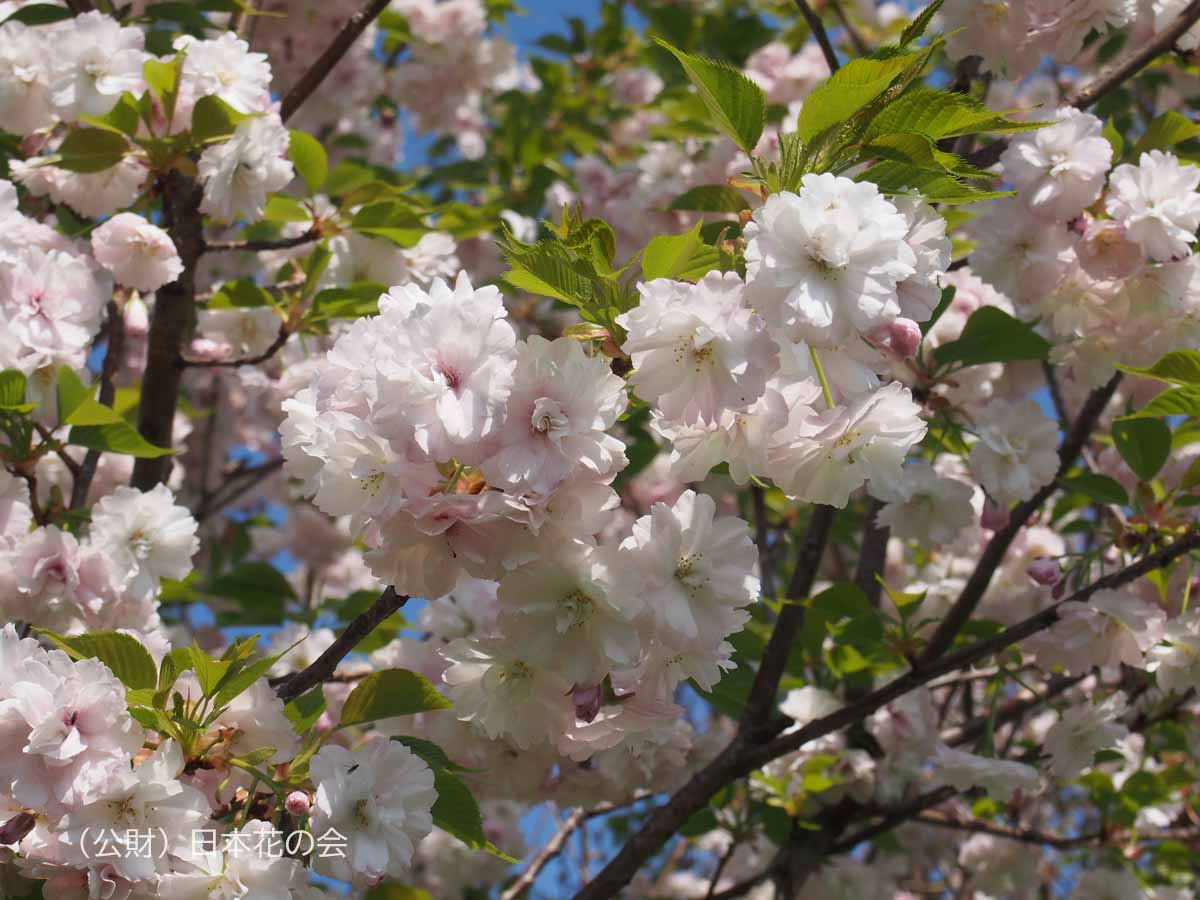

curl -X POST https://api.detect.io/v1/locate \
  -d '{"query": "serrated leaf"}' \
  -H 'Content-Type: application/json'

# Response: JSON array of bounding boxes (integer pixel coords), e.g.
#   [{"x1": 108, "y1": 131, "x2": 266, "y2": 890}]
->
[
  {"x1": 1124, "y1": 384, "x2": 1200, "y2": 419},
  {"x1": 1119, "y1": 350, "x2": 1200, "y2": 386},
  {"x1": 37, "y1": 630, "x2": 157, "y2": 690},
  {"x1": 933, "y1": 307, "x2": 1050, "y2": 368},
  {"x1": 289, "y1": 130, "x2": 328, "y2": 193},
  {"x1": 667, "y1": 184, "x2": 751, "y2": 212},
  {"x1": 350, "y1": 202, "x2": 424, "y2": 247},
  {"x1": 67, "y1": 422, "x2": 174, "y2": 458},
  {"x1": 863, "y1": 87, "x2": 1045, "y2": 143},
  {"x1": 0, "y1": 369, "x2": 26, "y2": 408},
  {"x1": 339, "y1": 669, "x2": 451, "y2": 728},
  {"x1": 798, "y1": 50, "x2": 925, "y2": 143},
  {"x1": 79, "y1": 93, "x2": 141, "y2": 137},
  {"x1": 655, "y1": 39, "x2": 765, "y2": 154},
  {"x1": 56, "y1": 128, "x2": 129, "y2": 173},
  {"x1": 641, "y1": 220, "x2": 722, "y2": 281},
  {"x1": 899, "y1": 0, "x2": 943, "y2": 45},
  {"x1": 1112, "y1": 417, "x2": 1172, "y2": 482}
]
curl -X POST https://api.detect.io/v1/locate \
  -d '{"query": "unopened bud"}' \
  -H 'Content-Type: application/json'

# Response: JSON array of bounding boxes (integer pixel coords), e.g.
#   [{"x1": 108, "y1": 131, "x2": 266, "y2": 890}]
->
[
  {"x1": 0, "y1": 812, "x2": 36, "y2": 846},
  {"x1": 285, "y1": 791, "x2": 311, "y2": 817},
  {"x1": 867, "y1": 318, "x2": 922, "y2": 360},
  {"x1": 1027, "y1": 557, "x2": 1061, "y2": 586},
  {"x1": 981, "y1": 497, "x2": 1009, "y2": 531},
  {"x1": 572, "y1": 683, "x2": 603, "y2": 723}
]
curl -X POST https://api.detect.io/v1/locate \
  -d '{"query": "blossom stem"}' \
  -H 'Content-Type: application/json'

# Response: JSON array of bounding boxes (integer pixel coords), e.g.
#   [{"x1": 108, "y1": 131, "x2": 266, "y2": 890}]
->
[{"x1": 808, "y1": 345, "x2": 834, "y2": 409}]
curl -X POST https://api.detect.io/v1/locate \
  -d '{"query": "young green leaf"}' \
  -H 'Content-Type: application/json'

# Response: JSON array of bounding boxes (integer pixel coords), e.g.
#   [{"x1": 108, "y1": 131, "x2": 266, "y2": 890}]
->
[
  {"x1": 339, "y1": 669, "x2": 452, "y2": 728},
  {"x1": 1112, "y1": 417, "x2": 1172, "y2": 482},
  {"x1": 37, "y1": 629, "x2": 158, "y2": 690},
  {"x1": 289, "y1": 129, "x2": 329, "y2": 193},
  {"x1": 654, "y1": 39, "x2": 765, "y2": 154},
  {"x1": 933, "y1": 307, "x2": 1051, "y2": 368}
]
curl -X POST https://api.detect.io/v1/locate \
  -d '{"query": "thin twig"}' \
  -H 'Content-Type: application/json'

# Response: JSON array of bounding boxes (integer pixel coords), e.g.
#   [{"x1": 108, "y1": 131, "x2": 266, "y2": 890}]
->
[
  {"x1": 196, "y1": 456, "x2": 285, "y2": 523},
  {"x1": 751, "y1": 485, "x2": 775, "y2": 600},
  {"x1": 828, "y1": 0, "x2": 868, "y2": 56},
  {"x1": 274, "y1": 586, "x2": 409, "y2": 702},
  {"x1": 202, "y1": 227, "x2": 321, "y2": 254},
  {"x1": 914, "y1": 812, "x2": 1100, "y2": 850},
  {"x1": 71, "y1": 300, "x2": 125, "y2": 509},
  {"x1": 793, "y1": 0, "x2": 840, "y2": 72},
  {"x1": 501, "y1": 808, "x2": 588, "y2": 900},
  {"x1": 180, "y1": 326, "x2": 291, "y2": 369},
  {"x1": 279, "y1": 0, "x2": 392, "y2": 123},
  {"x1": 1042, "y1": 361, "x2": 1069, "y2": 431}
]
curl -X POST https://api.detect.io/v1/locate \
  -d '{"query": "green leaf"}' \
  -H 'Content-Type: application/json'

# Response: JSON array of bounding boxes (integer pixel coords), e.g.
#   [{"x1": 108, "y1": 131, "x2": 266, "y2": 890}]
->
[
  {"x1": 920, "y1": 285, "x2": 955, "y2": 336},
  {"x1": 641, "y1": 220, "x2": 722, "y2": 281},
  {"x1": 1133, "y1": 111, "x2": 1200, "y2": 158},
  {"x1": 654, "y1": 39, "x2": 765, "y2": 154},
  {"x1": 339, "y1": 669, "x2": 452, "y2": 728},
  {"x1": 68, "y1": 422, "x2": 174, "y2": 458},
  {"x1": 37, "y1": 630, "x2": 157, "y2": 690},
  {"x1": 143, "y1": 53, "x2": 186, "y2": 126},
  {"x1": 860, "y1": 161, "x2": 1011, "y2": 204},
  {"x1": 1119, "y1": 350, "x2": 1200, "y2": 386},
  {"x1": 190, "y1": 95, "x2": 252, "y2": 144},
  {"x1": 1112, "y1": 417, "x2": 1172, "y2": 482},
  {"x1": 1103, "y1": 118, "x2": 1125, "y2": 161},
  {"x1": 350, "y1": 202, "x2": 425, "y2": 247},
  {"x1": 1, "y1": 3, "x2": 72, "y2": 25},
  {"x1": 390, "y1": 736, "x2": 473, "y2": 774},
  {"x1": 667, "y1": 184, "x2": 751, "y2": 213},
  {"x1": 207, "y1": 279, "x2": 275, "y2": 310},
  {"x1": 57, "y1": 367, "x2": 124, "y2": 427},
  {"x1": 431, "y1": 769, "x2": 514, "y2": 861},
  {"x1": 283, "y1": 687, "x2": 326, "y2": 732},
  {"x1": 288, "y1": 130, "x2": 328, "y2": 193},
  {"x1": 0, "y1": 369, "x2": 28, "y2": 409},
  {"x1": 55, "y1": 128, "x2": 129, "y2": 173},
  {"x1": 263, "y1": 195, "x2": 311, "y2": 224},
  {"x1": 863, "y1": 87, "x2": 1045, "y2": 143},
  {"x1": 207, "y1": 561, "x2": 295, "y2": 626},
  {"x1": 366, "y1": 886, "x2": 434, "y2": 900},
  {"x1": 1125, "y1": 384, "x2": 1200, "y2": 419},
  {"x1": 798, "y1": 50, "x2": 925, "y2": 143},
  {"x1": 79, "y1": 93, "x2": 142, "y2": 137},
  {"x1": 933, "y1": 307, "x2": 1051, "y2": 368},
  {"x1": 1063, "y1": 472, "x2": 1129, "y2": 506},
  {"x1": 899, "y1": 0, "x2": 943, "y2": 45},
  {"x1": 311, "y1": 283, "x2": 385, "y2": 321}
]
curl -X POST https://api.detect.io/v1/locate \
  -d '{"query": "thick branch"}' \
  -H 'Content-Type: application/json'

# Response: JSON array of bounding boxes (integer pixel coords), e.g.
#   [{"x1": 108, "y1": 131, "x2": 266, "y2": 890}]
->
[
  {"x1": 920, "y1": 373, "x2": 1121, "y2": 662},
  {"x1": 72, "y1": 300, "x2": 125, "y2": 509},
  {"x1": 739, "y1": 504, "x2": 838, "y2": 732},
  {"x1": 793, "y1": 0, "x2": 840, "y2": 72},
  {"x1": 131, "y1": 171, "x2": 204, "y2": 491},
  {"x1": 274, "y1": 586, "x2": 409, "y2": 702},
  {"x1": 279, "y1": 0, "x2": 392, "y2": 123}
]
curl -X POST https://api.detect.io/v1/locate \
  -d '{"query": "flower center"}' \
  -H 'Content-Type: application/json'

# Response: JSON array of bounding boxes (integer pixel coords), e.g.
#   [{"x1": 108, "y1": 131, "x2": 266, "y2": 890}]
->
[{"x1": 531, "y1": 397, "x2": 568, "y2": 435}]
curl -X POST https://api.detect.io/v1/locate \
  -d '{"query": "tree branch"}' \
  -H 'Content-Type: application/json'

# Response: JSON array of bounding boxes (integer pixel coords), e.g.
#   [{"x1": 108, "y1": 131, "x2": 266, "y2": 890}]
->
[
  {"x1": 274, "y1": 586, "x2": 409, "y2": 702},
  {"x1": 180, "y1": 326, "x2": 291, "y2": 369},
  {"x1": 72, "y1": 300, "x2": 125, "y2": 509},
  {"x1": 202, "y1": 227, "x2": 321, "y2": 254},
  {"x1": 501, "y1": 808, "x2": 589, "y2": 900},
  {"x1": 920, "y1": 372, "x2": 1121, "y2": 662},
  {"x1": 793, "y1": 0, "x2": 840, "y2": 72},
  {"x1": 967, "y1": 0, "x2": 1200, "y2": 168},
  {"x1": 279, "y1": 0, "x2": 392, "y2": 123},
  {"x1": 739, "y1": 504, "x2": 838, "y2": 733},
  {"x1": 131, "y1": 171, "x2": 204, "y2": 491}
]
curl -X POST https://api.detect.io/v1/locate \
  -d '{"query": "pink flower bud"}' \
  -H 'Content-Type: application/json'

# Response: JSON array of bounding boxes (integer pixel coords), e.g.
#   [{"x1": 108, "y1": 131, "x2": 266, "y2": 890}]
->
[
  {"x1": 573, "y1": 683, "x2": 603, "y2": 723},
  {"x1": 981, "y1": 497, "x2": 1009, "y2": 531},
  {"x1": 1027, "y1": 557, "x2": 1061, "y2": 586},
  {"x1": 866, "y1": 318, "x2": 922, "y2": 359},
  {"x1": 285, "y1": 791, "x2": 311, "y2": 817},
  {"x1": 0, "y1": 812, "x2": 36, "y2": 845}
]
